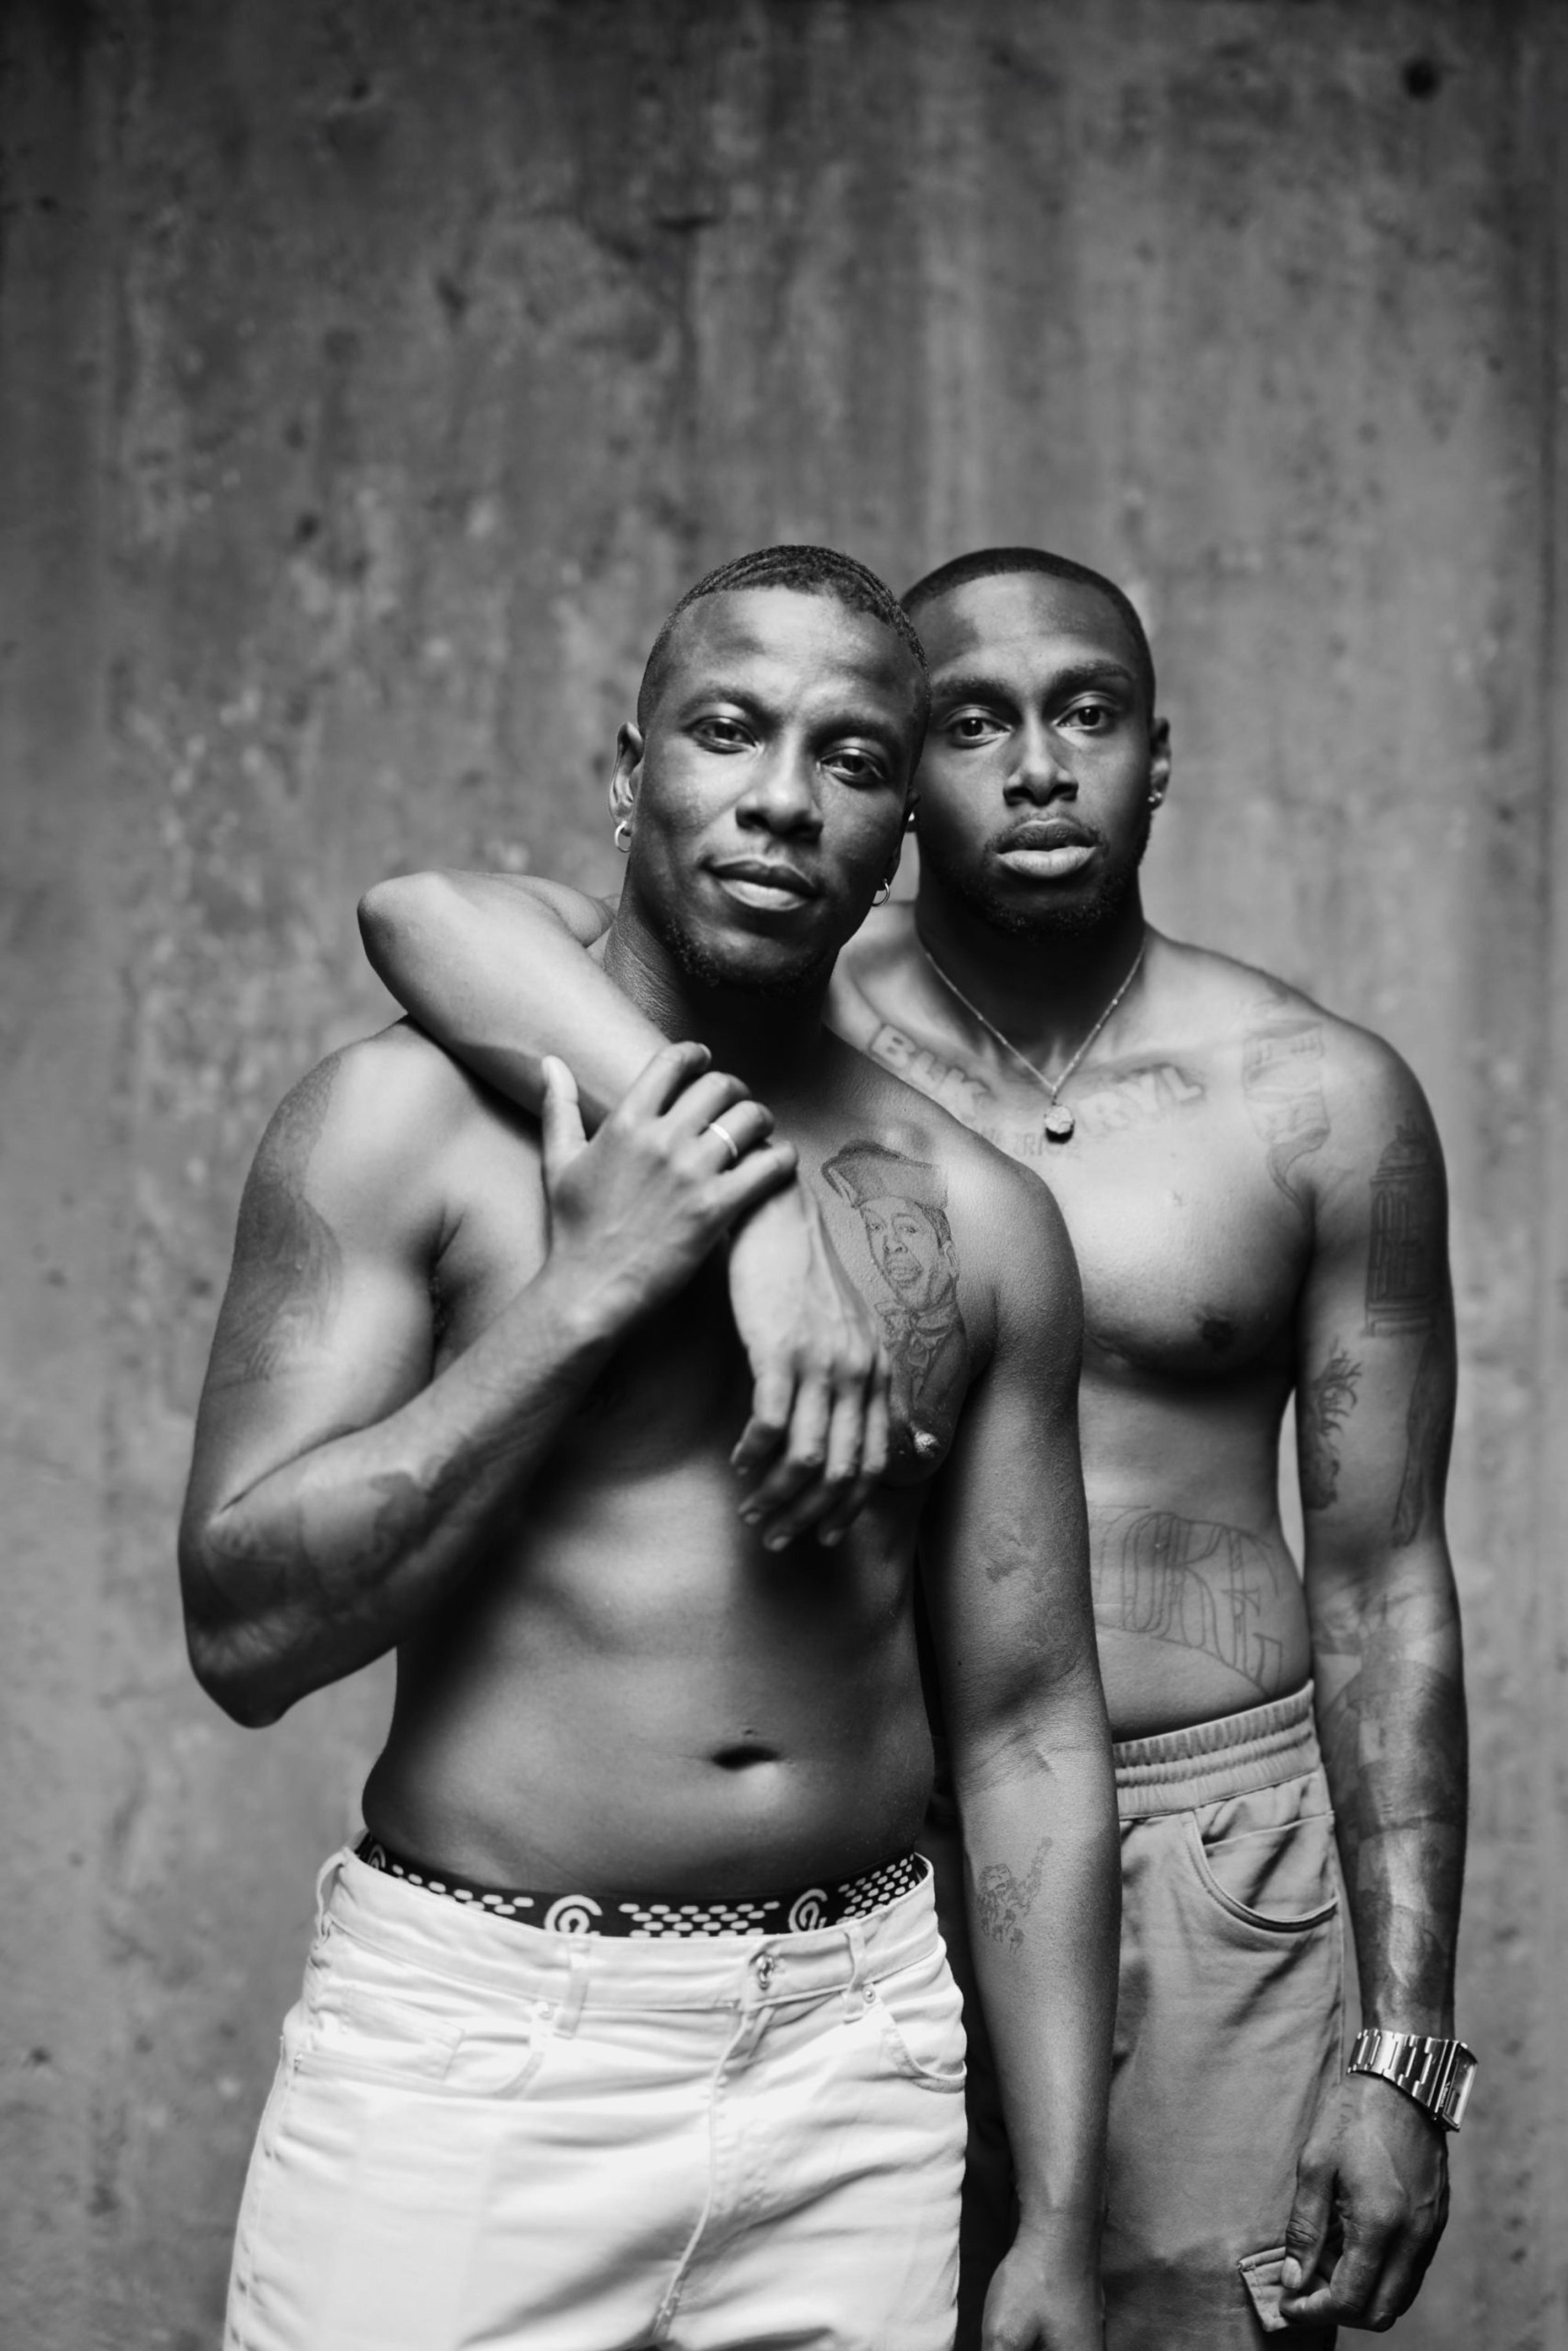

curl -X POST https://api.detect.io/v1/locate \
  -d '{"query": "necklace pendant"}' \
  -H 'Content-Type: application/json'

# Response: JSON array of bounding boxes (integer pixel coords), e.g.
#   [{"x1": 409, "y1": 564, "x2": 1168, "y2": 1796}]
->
[{"x1": 1043, "y1": 1104, "x2": 1076, "y2": 1143}]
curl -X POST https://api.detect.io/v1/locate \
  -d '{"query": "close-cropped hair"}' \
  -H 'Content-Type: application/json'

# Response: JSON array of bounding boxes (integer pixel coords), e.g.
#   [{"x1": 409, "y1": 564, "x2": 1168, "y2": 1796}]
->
[
  {"x1": 636, "y1": 544, "x2": 931, "y2": 737},
  {"x1": 902, "y1": 545, "x2": 1157, "y2": 715}
]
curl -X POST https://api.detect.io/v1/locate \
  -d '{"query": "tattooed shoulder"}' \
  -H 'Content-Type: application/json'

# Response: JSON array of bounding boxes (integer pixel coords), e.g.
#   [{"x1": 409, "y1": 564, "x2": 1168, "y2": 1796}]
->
[
  {"x1": 205, "y1": 1058, "x2": 346, "y2": 1392},
  {"x1": 1242, "y1": 1017, "x2": 1331, "y2": 1215}
]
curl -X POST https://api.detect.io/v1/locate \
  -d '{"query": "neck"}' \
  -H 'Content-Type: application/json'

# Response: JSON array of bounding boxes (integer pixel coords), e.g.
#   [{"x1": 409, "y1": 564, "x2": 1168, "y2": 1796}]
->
[
  {"x1": 913, "y1": 875, "x2": 1148, "y2": 1064},
  {"x1": 601, "y1": 898, "x2": 828, "y2": 1091}
]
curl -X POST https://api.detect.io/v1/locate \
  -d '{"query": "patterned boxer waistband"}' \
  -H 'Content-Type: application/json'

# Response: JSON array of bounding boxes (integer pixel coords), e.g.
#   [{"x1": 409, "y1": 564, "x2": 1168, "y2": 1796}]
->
[{"x1": 355, "y1": 1836, "x2": 927, "y2": 1940}]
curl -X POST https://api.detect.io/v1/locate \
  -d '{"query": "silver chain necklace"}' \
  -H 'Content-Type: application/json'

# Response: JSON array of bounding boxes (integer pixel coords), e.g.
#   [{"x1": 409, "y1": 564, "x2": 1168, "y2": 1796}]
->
[{"x1": 914, "y1": 927, "x2": 1147, "y2": 1144}]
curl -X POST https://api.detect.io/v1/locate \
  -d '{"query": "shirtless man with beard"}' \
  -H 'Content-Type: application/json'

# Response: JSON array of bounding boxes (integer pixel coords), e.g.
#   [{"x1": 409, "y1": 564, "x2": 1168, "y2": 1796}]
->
[
  {"x1": 184, "y1": 546, "x2": 1118, "y2": 2351},
  {"x1": 360, "y1": 546, "x2": 1471, "y2": 2349}
]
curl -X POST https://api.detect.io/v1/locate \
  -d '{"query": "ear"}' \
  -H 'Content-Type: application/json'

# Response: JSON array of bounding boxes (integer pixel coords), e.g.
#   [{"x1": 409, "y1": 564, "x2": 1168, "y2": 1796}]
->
[
  {"x1": 1147, "y1": 717, "x2": 1172, "y2": 810},
  {"x1": 609, "y1": 721, "x2": 645, "y2": 832}
]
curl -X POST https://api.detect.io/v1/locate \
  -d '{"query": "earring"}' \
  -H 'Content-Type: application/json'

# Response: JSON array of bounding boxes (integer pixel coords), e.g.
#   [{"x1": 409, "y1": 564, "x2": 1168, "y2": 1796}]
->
[
  {"x1": 872, "y1": 880, "x2": 893, "y2": 907},
  {"x1": 613, "y1": 817, "x2": 632, "y2": 852}
]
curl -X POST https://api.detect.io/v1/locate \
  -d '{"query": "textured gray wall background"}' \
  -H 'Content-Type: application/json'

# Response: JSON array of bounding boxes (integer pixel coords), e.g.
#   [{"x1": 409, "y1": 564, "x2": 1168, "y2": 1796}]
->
[{"x1": 2, "y1": 2, "x2": 1565, "y2": 2344}]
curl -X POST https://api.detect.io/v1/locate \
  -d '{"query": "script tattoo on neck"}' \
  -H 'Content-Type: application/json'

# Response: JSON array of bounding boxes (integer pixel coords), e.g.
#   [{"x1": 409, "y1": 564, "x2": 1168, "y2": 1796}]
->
[
  {"x1": 1364, "y1": 1125, "x2": 1454, "y2": 1546},
  {"x1": 205, "y1": 1057, "x2": 344, "y2": 1392},
  {"x1": 1243, "y1": 1018, "x2": 1330, "y2": 1215},
  {"x1": 971, "y1": 1834, "x2": 1052, "y2": 1952},
  {"x1": 1091, "y1": 1506, "x2": 1286, "y2": 1698},
  {"x1": 821, "y1": 1141, "x2": 969, "y2": 1463},
  {"x1": 1299, "y1": 1343, "x2": 1363, "y2": 1511}
]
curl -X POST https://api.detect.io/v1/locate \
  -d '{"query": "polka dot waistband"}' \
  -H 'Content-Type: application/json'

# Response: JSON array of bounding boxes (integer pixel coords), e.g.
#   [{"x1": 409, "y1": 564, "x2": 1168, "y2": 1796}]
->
[{"x1": 355, "y1": 1836, "x2": 925, "y2": 1938}]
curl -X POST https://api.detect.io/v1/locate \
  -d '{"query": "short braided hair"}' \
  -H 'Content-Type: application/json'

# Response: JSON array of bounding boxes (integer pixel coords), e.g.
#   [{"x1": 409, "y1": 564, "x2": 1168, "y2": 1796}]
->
[{"x1": 637, "y1": 544, "x2": 930, "y2": 736}]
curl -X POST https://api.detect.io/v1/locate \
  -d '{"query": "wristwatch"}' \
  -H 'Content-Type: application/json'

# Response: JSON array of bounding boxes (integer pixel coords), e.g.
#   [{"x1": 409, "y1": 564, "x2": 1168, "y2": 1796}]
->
[{"x1": 1347, "y1": 2029, "x2": 1478, "y2": 2132}]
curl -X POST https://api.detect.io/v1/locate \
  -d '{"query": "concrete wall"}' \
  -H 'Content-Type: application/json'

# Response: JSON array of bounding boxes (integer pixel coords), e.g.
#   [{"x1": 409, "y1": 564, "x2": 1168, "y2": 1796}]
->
[{"x1": 2, "y1": 2, "x2": 1563, "y2": 2343}]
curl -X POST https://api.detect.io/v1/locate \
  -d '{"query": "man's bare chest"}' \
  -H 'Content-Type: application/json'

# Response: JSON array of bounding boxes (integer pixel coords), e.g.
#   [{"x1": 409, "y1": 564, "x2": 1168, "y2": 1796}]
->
[{"x1": 855, "y1": 1017, "x2": 1309, "y2": 1380}]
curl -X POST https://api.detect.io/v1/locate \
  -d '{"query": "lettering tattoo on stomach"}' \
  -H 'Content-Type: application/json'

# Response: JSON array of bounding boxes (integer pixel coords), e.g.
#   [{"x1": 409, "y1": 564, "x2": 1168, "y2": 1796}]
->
[{"x1": 1091, "y1": 1506, "x2": 1288, "y2": 1699}]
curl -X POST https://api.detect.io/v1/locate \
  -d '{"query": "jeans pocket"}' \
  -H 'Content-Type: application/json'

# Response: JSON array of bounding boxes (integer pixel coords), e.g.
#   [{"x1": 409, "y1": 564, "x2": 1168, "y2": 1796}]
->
[
  {"x1": 295, "y1": 1976, "x2": 469, "y2": 2088},
  {"x1": 867, "y1": 1953, "x2": 967, "y2": 2091}
]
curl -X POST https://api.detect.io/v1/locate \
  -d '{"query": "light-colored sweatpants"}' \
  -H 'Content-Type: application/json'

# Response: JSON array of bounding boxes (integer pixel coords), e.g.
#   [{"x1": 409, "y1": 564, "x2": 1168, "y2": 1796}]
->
[
  {"x1": 932, "y1": 1684, "x2": 1345, "y2": 2350},
  {"x1": 225, "y1": 1847, "x2": 966, "y2": 2351}
]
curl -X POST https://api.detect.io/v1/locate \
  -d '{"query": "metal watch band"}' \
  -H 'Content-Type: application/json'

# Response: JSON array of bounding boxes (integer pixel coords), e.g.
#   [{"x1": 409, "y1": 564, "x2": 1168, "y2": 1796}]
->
[{"x1": 1347, "y1": 2028, "x2": 1478, "y2": 2132}]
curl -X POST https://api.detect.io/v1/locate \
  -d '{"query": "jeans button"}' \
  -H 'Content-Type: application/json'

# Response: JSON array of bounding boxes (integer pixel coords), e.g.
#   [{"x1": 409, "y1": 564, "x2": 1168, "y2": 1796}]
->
[{"x1": 755, "y1": 1950, "x2": 777, "y2": 1988}]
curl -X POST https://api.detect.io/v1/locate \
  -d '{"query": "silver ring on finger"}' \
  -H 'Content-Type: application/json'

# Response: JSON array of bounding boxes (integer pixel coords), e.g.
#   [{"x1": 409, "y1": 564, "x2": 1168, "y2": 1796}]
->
[{"x1": 707, "y1": 1118, "x2": 741, "y2": 1169}]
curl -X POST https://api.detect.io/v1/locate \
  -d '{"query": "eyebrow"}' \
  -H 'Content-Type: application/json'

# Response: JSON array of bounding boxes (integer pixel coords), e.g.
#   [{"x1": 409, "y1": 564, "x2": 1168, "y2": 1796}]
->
[
  {"x1": 931, "y1": 661, "x2": 1137, "y2": 707},
  {"x1": 679, "y1": 679, "x2": 909, "y2": 756}
]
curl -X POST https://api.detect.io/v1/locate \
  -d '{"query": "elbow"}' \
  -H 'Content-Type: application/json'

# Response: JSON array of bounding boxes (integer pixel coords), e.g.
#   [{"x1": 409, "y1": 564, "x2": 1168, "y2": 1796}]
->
[
  {"x1": 185, "y1": 1619, "x2": 292, "y2": 1729},
  {"x1": 358, "y1": 870, "x2": 454, "y2": 973},
  {"x1": 179, "y1": 1541, "x2": 296, "y2": 1729}
]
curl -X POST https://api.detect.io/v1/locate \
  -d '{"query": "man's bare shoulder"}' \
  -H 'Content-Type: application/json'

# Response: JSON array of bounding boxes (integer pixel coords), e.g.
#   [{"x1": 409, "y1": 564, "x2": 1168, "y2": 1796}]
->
[
  {"x1": 1163, "y1": 933, "x2": 1443, "y2": 1169},
  {"x1": 248, "y1": 1022, "x2": 523, "y2": 1227}
]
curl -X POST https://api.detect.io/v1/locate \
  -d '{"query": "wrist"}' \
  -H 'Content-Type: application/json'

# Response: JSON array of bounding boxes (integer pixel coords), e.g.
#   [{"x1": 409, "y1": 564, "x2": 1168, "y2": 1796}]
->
[{"x1": 528, "y1": 1253, "x2": 637, "y2": 1361}]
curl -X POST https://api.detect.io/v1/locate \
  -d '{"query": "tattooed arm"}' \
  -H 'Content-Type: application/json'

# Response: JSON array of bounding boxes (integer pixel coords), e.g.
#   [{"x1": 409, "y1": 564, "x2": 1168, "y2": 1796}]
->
[
  {"x1": 1280, "y1": 1037, "x2": 1465, "y2": 2332},
  {"x1": 179, "y1": 1033, "x2": 793, "y2": 1724},
  {"x1": 920, "y1": 1158, "x2": 1117, "y2": 2351},
  {"x1": 359, "y1": 870, "x2": 891, "y2": 1540}
]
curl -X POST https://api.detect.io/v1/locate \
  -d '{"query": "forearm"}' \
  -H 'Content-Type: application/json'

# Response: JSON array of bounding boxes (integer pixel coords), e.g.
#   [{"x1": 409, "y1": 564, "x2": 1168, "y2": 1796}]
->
[
  {"x1": 1310, "y1": 1540, "x2": 1467, "y2": 2032},
  {"x1": 360, "y1": 872, "x2": 665, "y2": 1127},
  {"x1": 956, "y1": 1704, "x2": 1120, "y2": 2243},
  {"x1": 186, "y1": 1267, "x2": 617, "y2": 1721}
]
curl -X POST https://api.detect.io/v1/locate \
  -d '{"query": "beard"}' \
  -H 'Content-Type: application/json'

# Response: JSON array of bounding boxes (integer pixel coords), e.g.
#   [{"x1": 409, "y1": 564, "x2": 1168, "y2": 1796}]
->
[
  {"x1": 653, "y1": 906, "x2": 837, "y2": 1000},
  {"x1": 943, "y1": 801, "x2": 1152, "y2": 941}
]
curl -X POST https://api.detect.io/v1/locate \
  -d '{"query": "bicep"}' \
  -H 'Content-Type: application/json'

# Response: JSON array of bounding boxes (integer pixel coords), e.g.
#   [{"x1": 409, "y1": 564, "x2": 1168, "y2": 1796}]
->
[
  {"x1": 184, "y1": 1066, "x2": 437, "y2": 1528},
  {"x1": 922, "y1": 1218, "x2": 1094, "y2": 1741},
  {"x1": 1297, "y1": 1084, "x2": 1456, "y2": 1571}
]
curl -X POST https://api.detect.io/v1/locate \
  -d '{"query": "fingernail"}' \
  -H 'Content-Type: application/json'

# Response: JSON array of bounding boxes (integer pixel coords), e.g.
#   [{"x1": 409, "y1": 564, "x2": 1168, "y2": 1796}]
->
[
  {"x1": 765, "y1": 1533, "x2": 790, "y2": 1553},
  {"x1": 820, "y1": 1530, "x2": 842, "y2": 1549},
  {"x1": 1281, "y1": 2260, "x2": 1301, "y2": 2292}
]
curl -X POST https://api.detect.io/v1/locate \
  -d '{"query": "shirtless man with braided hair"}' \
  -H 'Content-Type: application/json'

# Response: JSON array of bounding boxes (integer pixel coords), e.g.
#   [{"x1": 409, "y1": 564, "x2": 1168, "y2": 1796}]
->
[{"x1": 362, "y1": 543, "x2": 1470, "y2": 2350}]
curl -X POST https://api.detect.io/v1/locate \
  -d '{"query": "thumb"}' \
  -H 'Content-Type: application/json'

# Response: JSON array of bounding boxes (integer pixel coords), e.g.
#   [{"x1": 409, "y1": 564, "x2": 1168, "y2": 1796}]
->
[
  {"x1": 1282, "y1": 2150, "x2": 1334, "y2": 2296},
  {"x1": 540, "y1": 1055, "x2": 586, "y2": 1186}
]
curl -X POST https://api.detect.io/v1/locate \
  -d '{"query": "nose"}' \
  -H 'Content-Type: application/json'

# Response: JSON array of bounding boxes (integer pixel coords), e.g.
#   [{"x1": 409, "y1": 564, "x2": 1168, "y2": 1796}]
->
[
  {"x1": 1003, "y1": 715, "x2": 1074, "y2": 805},
  {"x1": 735, "y1": 743, "x2": 824, "y2": 839}
]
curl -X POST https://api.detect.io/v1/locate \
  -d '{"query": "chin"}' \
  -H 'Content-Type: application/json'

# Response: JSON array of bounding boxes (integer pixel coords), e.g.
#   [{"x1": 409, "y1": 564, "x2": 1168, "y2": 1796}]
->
[
  {"x1": 959, "y1": 842, "x2": 1149, "y2": 941},
  {"x1": 663, "y1": 916, "x2": 834, "y2": 1000}
]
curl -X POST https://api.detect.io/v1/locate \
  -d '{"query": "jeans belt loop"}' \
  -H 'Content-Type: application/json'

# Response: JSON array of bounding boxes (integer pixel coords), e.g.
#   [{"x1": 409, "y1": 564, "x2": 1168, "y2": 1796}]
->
[
  {"x1": 553, "y1": 1947, "x2": 590, "y2": 2040},
  {"x1": 843, "y1": 1918, "x2": 869, "y2": 2013}
]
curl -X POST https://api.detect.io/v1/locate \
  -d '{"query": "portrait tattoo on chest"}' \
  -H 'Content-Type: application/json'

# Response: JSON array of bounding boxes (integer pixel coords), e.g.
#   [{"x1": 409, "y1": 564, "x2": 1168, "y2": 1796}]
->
[
  {"x1": 1242, "y1": 1019, "x2": 1330, "y2": 1215},
  {"x1": 821, "y1": 1142, "x2": 969, "y2": 1461}
]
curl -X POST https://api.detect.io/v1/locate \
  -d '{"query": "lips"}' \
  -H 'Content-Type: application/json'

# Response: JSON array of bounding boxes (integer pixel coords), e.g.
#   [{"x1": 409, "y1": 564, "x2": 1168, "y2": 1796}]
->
[
  {"x1": 707, "y1": 858, "x2": 821, "y2": 912},
  {"x1": 994, "y1": 821, "x2": 1099, "y2": 854},
  {"x1": 992, "y1": 820, "x2": 1100, "y2": 882}
]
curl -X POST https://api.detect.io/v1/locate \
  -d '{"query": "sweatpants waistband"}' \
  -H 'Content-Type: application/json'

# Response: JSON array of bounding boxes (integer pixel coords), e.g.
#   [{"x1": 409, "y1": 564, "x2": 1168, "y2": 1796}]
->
[{"x1": 1112, "y1": 1683, "x2": 1321, "y2": 1819}]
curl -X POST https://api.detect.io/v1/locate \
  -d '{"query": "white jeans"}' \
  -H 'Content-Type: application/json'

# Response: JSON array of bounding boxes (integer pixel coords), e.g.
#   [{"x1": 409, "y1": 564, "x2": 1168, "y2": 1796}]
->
[{"x1": 225, "y1": 1848, "x2": 965, "y2": 2351}]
